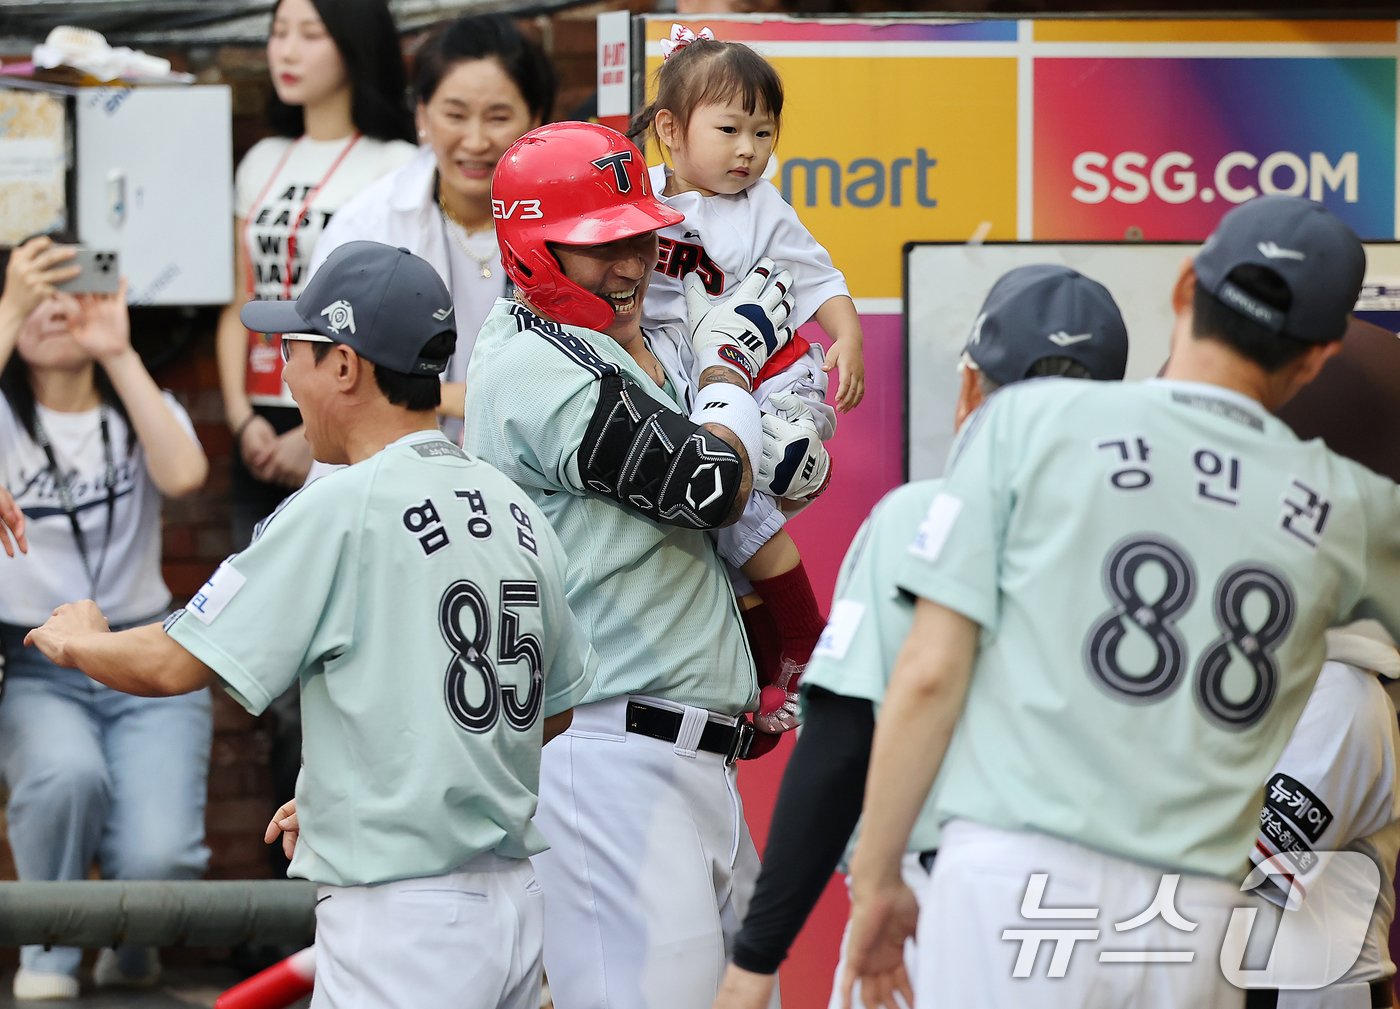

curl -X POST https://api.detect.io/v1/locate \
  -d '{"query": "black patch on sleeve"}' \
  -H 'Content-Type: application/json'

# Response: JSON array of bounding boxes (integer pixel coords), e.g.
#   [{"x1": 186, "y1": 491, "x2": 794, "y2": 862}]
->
[
  {"x1": 579, "y1": 373, "x2": 742, "y2": 529},
  {"x1": 1264, "y1": 772, "x2": 1333, "y2": 844}
]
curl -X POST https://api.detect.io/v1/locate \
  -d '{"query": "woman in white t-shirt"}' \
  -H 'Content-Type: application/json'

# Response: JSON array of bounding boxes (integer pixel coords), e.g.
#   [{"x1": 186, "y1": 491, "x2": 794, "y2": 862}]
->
[
  {"x1": 216, "y1": 0, "x2": 415, "y2": 546},
  {"x1": 0, "y1": 235, "x2": 210, "y2": 1001},
  {"x1": 310, "y1": 13, "x2": 556, "y2": 445}
]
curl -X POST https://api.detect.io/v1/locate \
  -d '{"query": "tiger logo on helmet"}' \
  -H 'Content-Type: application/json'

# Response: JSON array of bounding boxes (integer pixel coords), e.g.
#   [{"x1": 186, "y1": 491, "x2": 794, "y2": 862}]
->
[{"x1": 492, "y1": 122, "x2": 683, "y2": 332}]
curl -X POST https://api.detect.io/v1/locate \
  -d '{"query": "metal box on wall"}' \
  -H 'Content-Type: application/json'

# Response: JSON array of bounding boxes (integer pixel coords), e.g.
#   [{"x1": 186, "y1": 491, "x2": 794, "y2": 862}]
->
[{"x1": 0, "y1": 81, "x2": 233, "y2": 306}]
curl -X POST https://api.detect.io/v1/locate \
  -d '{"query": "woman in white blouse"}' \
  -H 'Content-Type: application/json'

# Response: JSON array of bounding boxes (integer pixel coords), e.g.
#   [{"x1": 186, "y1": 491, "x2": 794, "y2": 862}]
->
[{"x1": 311, "y1": 14, "x2": 557, "y2": 442}]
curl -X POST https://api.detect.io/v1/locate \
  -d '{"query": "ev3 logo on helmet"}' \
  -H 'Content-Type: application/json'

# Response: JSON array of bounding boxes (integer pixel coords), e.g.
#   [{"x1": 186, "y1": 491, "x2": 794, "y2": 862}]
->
[
  {"x1": 591, "y1": 151, "x2": 634, "y2": 193},
  {"x1": 321, "y1": 300, "x2": 356, "y2": 334},
  {"x1": 492, "y1": 199, "x2": 544, "y2": 221}
]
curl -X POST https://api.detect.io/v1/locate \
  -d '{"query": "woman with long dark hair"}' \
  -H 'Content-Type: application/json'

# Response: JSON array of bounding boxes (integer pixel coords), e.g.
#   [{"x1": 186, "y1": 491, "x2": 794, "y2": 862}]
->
[
  {"x1": 216, "y1": 0, "x2": 415, "y2": 544},
  {"x1": 310, "y1": 13, "x2": 556, "y2": 442},
  {"x1": 0, "y1": 235, "x2": 210, "y2": 1000}
]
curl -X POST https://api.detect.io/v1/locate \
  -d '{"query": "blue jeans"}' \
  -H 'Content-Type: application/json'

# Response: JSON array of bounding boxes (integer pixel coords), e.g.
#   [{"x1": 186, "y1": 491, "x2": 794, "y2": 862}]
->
[{"x1": 0, "y1": 620, "x2": 212, "y2": 977}]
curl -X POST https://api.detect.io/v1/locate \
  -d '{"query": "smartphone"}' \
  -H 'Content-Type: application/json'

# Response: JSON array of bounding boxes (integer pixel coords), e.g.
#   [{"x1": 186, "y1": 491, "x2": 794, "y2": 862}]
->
[{"x1": 53, "y1": 248, "x2": 121, "y2": 295}]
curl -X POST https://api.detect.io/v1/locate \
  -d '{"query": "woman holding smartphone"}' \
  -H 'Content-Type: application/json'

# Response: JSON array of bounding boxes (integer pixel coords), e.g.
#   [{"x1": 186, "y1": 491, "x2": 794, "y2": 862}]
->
[{"x1": 0, "y1": 235, "x2": 210, "y2": 1001}]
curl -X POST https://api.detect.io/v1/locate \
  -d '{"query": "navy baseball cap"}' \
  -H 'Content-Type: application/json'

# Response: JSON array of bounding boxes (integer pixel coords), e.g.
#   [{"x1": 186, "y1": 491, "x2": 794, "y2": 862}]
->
[
  {"x1": 242, "y1": 242, "x2": 455, "y2": 376},
  {"x1": 1193, "y1": 195, "x2": 1365, "y2": 344},
  {"x1": 963, "y1": 264, "x2": 1129, "y2": 386}
]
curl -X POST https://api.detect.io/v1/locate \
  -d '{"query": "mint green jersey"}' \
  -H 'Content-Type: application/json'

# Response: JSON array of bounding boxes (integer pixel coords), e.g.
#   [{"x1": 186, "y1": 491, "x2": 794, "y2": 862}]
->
[
  {"x1": 167, "y1": 432, "x2": 595, "y2": 887},
  {"x1": 896, "y1": 378, "x2": 1400, "y2": 880},
  {"x1": 804, "y1": 479, "x2": 946, "y2": 863},
  {"x1": 463, "y1": 300, "x2": 756, "y2": 715}
]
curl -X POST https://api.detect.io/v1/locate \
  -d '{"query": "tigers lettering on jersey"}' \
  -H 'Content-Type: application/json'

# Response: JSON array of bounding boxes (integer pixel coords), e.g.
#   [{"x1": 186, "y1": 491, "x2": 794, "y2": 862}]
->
[{"x1": 655, "y1": 237, "x2": 725, "y2": 296}]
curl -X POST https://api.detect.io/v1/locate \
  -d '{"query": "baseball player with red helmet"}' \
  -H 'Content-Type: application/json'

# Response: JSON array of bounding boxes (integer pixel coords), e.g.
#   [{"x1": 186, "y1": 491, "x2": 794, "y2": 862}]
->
[
  {"x1": 845, "y1": 195, "x2": 1400, "y2": 1009},
  {"x1": 463, "y1": 122, "x2": 818, "y2": 1009}
]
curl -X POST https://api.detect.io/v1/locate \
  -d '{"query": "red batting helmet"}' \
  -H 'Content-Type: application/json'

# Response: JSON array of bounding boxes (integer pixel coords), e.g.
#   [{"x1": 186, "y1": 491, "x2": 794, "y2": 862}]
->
[{"x1": 493, "y1": 122, "x2": 683, "y2": 332}]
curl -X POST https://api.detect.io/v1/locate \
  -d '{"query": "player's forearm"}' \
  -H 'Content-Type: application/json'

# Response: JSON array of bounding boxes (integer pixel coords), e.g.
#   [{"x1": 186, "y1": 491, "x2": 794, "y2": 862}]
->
[
  {"x1": 732, "y1": 689, "x2": 875, "y2": 973},
  {"x1": 697, "y1": 366, "x2": 756, "y2": 524},
  {"x1": 849, "y1": 600, "x2": 977, "y2": 891},
  {"x1": 70, "y1": 622, "x2": 215, "y2": 697}
]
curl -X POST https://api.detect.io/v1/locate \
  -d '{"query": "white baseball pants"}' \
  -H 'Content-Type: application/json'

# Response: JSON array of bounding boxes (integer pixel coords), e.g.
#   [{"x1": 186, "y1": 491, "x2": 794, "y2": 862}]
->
[
  {"x1": 310, "y1": 852, "x2": 543, "y2": 1009},
  {"x1": 533, "y1": 694, "x2": 780, "y2": 1009},
  {"x1": 913, "y1": 820, "x2": 1245, "y2": 1009}
]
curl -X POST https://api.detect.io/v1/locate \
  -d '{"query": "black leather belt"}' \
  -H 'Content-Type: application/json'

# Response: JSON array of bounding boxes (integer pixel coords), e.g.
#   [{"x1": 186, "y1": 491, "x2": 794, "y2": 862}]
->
[
  {"x1": 1245, "y1": 978, "x2": 1393, "y2": 1008},
  {"x1": 625, "y1": 700, "x2": 754, "y2": 765}
]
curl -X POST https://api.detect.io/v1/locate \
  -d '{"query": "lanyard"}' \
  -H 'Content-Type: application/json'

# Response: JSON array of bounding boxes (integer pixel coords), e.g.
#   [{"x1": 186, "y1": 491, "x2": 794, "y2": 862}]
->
[
  {"x1": 284, "y1": 132, "x2": 361, "y2": 296},
  {"x1": 241, "y1": 132, "x2": 363, "y2": 313},
  {"x1": 32, "y1": 408, "x2": 117, "y2": 600}
]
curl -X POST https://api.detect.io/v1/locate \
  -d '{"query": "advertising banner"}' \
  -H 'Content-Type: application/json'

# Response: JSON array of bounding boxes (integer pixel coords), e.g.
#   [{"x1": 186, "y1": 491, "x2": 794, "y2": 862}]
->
[{"x1": 1034, "y1": 57, "x2": 1396, "y2": 241}]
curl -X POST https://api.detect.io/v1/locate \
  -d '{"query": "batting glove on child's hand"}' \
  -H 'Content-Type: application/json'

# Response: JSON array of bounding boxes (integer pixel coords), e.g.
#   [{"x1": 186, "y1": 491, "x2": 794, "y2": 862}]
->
[
  {"x1": 758, "y1": 393, "x2": 831, "y2": 501},
  {"x1": 755, "y1": 659, "x2": 803, "y2": 734},
  {"x1": 686, "y1": 257, "x2": 795, "y2": 388}
]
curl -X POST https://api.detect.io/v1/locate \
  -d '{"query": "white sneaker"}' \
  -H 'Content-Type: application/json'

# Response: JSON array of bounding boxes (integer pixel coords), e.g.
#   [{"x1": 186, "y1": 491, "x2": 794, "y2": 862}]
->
[
  {"x1": 12, "y1": 968, "x2": 79, "y2": 1001},
  {"x1": 92, "y1": 947, "x2": 160, "y2": 989}
]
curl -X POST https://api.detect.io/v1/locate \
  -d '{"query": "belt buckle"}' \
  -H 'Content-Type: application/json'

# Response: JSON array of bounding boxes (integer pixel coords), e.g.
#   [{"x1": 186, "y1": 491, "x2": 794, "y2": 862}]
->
[{"x1": 726, "y1": 719, "x2": 755, "y2": 765}]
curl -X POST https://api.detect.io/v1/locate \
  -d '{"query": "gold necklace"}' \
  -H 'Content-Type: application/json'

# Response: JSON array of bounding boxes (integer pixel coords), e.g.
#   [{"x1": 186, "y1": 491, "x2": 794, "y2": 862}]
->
[{"x1": 438, "y1": 192, "x2": 496, "y2": 279}]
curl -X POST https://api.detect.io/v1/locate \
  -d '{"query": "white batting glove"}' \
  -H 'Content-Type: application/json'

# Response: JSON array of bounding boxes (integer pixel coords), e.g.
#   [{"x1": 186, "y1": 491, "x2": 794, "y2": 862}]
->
[
  {"x1": 685, "y1": 257, "x2": 795, "y2": 388},
  {"x1": 758, "y1": 393, "x2": 831, "y2": 501}
]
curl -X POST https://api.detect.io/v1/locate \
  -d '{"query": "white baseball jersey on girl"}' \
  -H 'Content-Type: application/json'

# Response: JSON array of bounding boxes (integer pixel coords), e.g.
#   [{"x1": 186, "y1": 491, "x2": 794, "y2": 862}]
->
[
  {"x1": 0, "y1": 393, "x2": 196, "y2": 626},
  {"x1": 235, "y1": 134, "x2": 415, "y2": 407},
  {"x1": 1248, "y1": 625, "x2": 1400, "y2": 1008},
  {"x1": 641, "y1": 165, "x2": 849, "y2": 335},
  {"x1": 642, "y1": 165, "x2": 843, "y2": 568}
]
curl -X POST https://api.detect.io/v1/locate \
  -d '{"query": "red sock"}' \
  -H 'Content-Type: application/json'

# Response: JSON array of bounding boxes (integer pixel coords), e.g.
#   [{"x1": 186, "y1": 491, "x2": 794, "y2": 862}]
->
[
  {"x1": 751, "y1": 560, "x2": 826, "y2": 679},
  {"x1": 740, "y1": 601, "x2": 783, "y2": 689}
]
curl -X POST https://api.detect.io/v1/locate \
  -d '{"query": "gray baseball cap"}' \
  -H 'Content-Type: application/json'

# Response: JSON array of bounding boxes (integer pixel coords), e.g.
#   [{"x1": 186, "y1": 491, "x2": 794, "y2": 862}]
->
[
  {"x1": 1193, "y1": 195, "x2": 1365, "y2": 344},
  {"x1": 241, "y1": 241, "x2": 455, "y2": 376},
  {"x1": 963, "y1": 264, "x2": 1129, "y2": 386}
]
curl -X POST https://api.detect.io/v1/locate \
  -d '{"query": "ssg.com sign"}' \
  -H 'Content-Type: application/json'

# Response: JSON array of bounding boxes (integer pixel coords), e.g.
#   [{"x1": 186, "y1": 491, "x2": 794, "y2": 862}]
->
[{"x1": 1071, "y1": 151, "x2": 1359, "y2": 207}]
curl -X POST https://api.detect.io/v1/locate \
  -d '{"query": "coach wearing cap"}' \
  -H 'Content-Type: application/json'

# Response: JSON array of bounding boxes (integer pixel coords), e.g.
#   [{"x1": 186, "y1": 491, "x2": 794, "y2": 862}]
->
[
  {"x1": 713, "y1": 265, "x2": 1130, "y2": 1009},
  {"x1": 22, "y1": 242, "x2": 596, "y2": 1009},
  {"x1": 841, "y1": 195, "x2": 1400, "y2": 1009}
]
